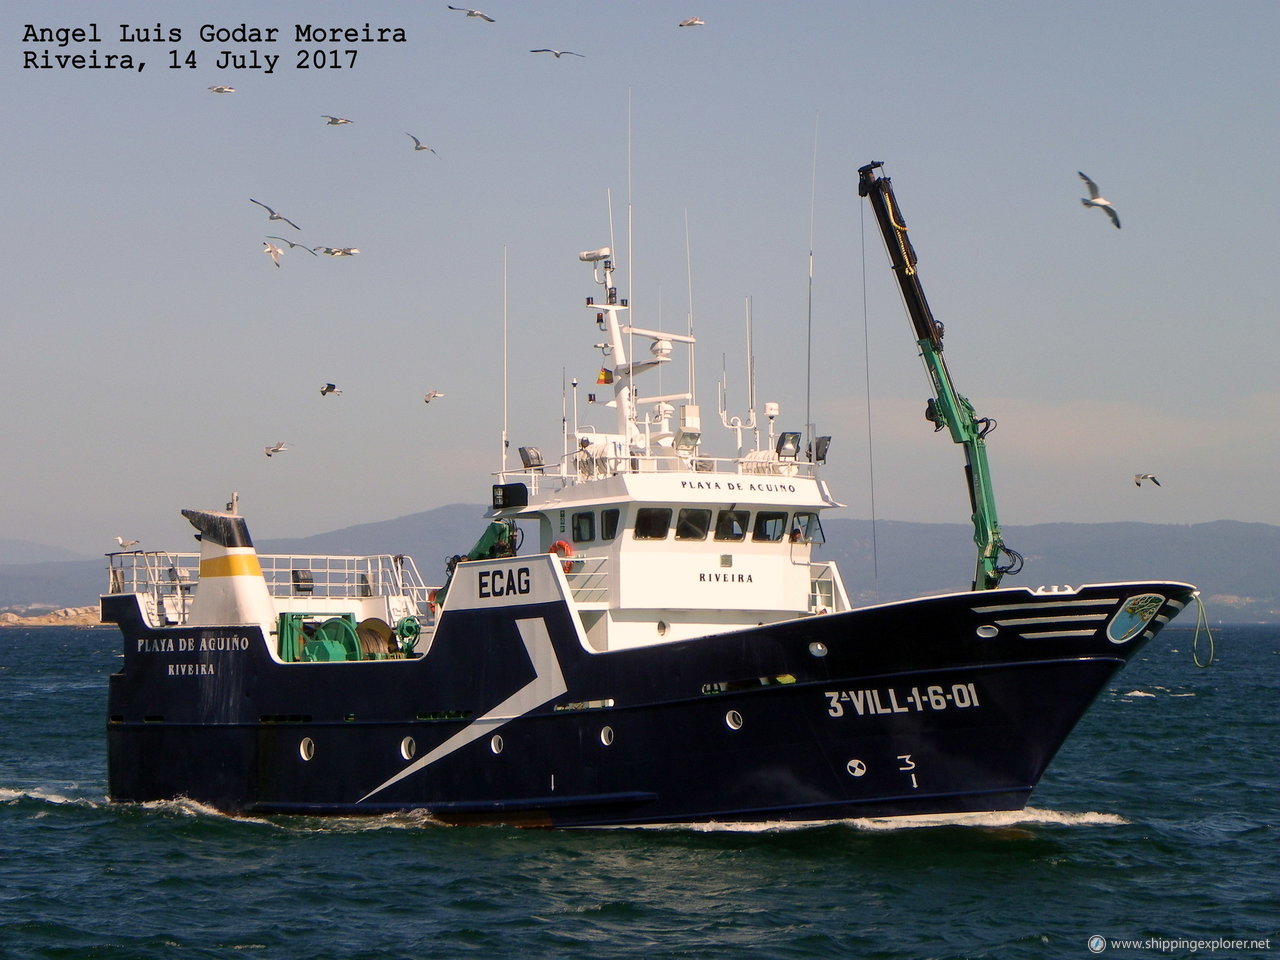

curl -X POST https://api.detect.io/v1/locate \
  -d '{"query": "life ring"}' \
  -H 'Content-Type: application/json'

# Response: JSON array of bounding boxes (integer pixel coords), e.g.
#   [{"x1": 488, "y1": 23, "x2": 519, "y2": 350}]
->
[{"x1": 550, "y1": 539, "x2": 575, "y2": 574}]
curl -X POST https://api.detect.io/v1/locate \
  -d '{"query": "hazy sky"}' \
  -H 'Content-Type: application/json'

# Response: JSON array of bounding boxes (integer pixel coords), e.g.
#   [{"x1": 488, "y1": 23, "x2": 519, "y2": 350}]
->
[{"x1": 6, "y1": 0, "x2": 1277, "y2": 556}]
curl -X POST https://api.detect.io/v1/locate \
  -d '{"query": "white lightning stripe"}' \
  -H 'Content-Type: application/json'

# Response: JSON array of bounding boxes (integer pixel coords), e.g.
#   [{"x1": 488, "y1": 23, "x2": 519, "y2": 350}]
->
[{"x1": 357, "y1": 617, "x2": 568, "y2": 803}]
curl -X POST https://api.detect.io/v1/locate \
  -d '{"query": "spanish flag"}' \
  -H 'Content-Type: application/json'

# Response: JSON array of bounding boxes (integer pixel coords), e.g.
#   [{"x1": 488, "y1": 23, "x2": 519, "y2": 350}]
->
[{"x1": 596, "y1": 367, "x2": 614, "y2": 384}]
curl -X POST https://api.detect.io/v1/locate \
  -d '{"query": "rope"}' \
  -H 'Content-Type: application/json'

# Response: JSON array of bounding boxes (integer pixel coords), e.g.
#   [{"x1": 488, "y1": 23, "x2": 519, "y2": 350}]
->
[
  {"x1": 882, "y1": 192, "x2": 915, "y2": 276},
  {"x1": 859, "y1": 201, "x2": 880, "y2": 601},
  {"x1": 1190, "y1": 591, "x2": 1215, "y2": 668}
]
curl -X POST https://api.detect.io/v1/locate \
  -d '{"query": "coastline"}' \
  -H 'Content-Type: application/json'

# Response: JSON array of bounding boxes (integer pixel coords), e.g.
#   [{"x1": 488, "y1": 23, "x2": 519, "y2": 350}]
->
[{"x1": 0, "y1": 605, "x2": 102, "y2": 627}]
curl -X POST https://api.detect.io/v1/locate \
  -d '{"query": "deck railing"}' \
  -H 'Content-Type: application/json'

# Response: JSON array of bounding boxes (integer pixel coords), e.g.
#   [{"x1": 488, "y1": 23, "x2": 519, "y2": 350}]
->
[
  {"x1": 563, "y1": 555, "x2": 610, "y2": 604},
  {"x1": 500, "y1": 449, "x2": 817, "y2": 496},
  {"x1": 106, "y1": 551, "x2": 435, "y2": 611}
]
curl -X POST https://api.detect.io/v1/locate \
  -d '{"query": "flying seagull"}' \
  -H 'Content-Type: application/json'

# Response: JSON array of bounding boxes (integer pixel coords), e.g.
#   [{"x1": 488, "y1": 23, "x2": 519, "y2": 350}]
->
[
  {"x1": 314, "y1": 246, "x2": 359, "y2": 257},
  {"x1": 320, "y1": 383, "x2": 342, "y2": 397},
  {"x1": 424, "y1": 390, "x2": 445, "y2": 404},
  {"x1": 249, "y1": 199, "x2": 300, "y2": 230},
  {"x1": 447, "y1": 6, "x2": 495, "y2": 22},
  {"x1": 265, "y1": 441, "x2": 289, "y2": 457},
  {"x1": 1078, "y1": 171, "x2": 1121, "y2": 229},
  {"x1": 322, "y1": 115, "x2": 353, "y2": 125},
  {"x1": 531, "y1": 48, "x2": 585, "y2": 58},
  {"x1": 1134, "y1": 473, "x2": 1161, "y2": 487},
  {"x1": 208, "y1": 84, "x2": 235, "y2": 94},
  {"x1": 115, "y1": 536, "x2": 140, "y2": 549},
  {"x1": 267, "y1": 235, "x2": 318, "y2": 255},
  {"x1": 262, "y1": 241, "x2": 283, "y2": 268},
  {"x1": 679, "y1": 17, "x2": 705, "y2": 27},
  {"x1": 406, "y1": 134, "x2": 440, "y2": 156}
]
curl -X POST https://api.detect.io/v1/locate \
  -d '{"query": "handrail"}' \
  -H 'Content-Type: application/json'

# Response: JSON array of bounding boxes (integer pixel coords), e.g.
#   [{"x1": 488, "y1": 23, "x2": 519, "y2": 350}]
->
[{"x1": 105, "y1": 551, "x2": 434, "y2": 610}]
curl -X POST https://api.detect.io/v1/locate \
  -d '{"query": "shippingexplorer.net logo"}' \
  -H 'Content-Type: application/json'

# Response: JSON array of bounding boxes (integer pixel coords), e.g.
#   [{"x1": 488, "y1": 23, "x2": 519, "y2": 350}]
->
[{"x1": 1088, "y1": 935, "x2": 1272, "y2": 954}]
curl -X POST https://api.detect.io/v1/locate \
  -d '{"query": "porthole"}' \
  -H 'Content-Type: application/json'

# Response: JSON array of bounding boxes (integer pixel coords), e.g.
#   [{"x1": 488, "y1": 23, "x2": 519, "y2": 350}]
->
[
  {"x1": 657, "y1": 620, "x2": 668, "y2": 636},
  {"x1": 976, "y1": 625, "x2": 999, "y2": 639},
  {"x1": 600, "y1": 725, "x2": 615, "y2": 746},
  {"x1": 725, "y1": 710, "x2": 744, "y2": 731},
  {"x1": 400, "y1": 736, "x2": 416, "y2": 760},
  {"x1": 299, "y1": 737, "x2": 315, "y2": 761},
  {"x1": 808, "y1": 642, "x2": 828, "y2": 658},
  {"x1": 490, "y1": 734, "x2": 504, "y2": 755}
]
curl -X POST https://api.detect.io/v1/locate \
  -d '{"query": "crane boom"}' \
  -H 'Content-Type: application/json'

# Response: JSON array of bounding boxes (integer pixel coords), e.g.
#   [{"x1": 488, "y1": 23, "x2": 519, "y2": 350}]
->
[{"x1": 857, "y1": 161, "x2": 1022, "y2": 590}]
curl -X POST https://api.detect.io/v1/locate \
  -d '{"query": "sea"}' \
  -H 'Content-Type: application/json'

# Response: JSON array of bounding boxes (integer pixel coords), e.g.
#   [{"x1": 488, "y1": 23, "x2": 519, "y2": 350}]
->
[{"x1": 1, "y1": 623, "x2": 1275, "y2": 960}]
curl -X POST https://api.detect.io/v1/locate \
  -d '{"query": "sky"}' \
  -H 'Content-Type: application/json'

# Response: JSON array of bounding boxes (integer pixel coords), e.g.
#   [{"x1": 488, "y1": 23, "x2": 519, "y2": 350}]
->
[{"x1": 5, "y1": 0, "x2": 1278, "y2": 556}]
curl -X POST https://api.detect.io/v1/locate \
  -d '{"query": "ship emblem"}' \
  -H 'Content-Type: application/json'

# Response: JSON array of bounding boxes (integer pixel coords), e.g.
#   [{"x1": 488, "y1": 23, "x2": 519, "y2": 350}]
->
[
  {"x1": 846, "y1": 758, "x2": 868, "y2": 777},
  {"x1": 1106, "y1": 594, "x2": 1165, "y2": 644}
]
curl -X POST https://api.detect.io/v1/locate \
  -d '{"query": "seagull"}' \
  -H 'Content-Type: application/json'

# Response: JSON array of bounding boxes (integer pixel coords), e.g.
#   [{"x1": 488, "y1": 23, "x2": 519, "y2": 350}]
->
[
  {"x1": 531, "y1": 48, "x2": 585, "y2": 58},
  {"x1": 250, "y1": 199, "x2": 300, "y2": 230},
  {"x1": 115, "y1": 536, "x2": 140, "y2": 549},
  {"x1": 320, "y1": 383, "x2": 342, "y2": 397},
  {"x1": 406, "y1": 134, "x2": 440, "y2": 156},
  {"x1": 265, "y1": 441, "x2": 289, "y2": 457},
  {"x1": 447, "y1": 5, "x2": 495, "y2": 21},
  {"x1": 1078, "y1": 172, "x2": 1121, "y2": 229},
  {"x1": 267, "y1": 235, "x2": 318, "y2": 255},
  {"x1": 263, "y1": 241, "x2": 283, "y2": 268},
  {"x1": 314, "y1": 246, "x2": 359, "y2": 257},
  {"x1": 424, "y1": 390, "x2": 445, "y2": 404},
  {"x1": 1134, "y1": 473, "x2": 1161, "y2": 487},
  {"x1": 322, "y1": 115, "x2": 353, "y2": 125},
  {"x1": 679, "y1": 17, "x2": 705, "y2": 27},
  {"x1": 207, "y1": 84, "x2": 236, "y2": 94}
]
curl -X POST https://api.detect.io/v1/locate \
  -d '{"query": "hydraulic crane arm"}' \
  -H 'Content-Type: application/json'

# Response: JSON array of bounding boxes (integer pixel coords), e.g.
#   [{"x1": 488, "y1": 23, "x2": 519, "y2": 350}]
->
[{"x1": 857, "y1": 161, "x2": 1022, "y2": 590}]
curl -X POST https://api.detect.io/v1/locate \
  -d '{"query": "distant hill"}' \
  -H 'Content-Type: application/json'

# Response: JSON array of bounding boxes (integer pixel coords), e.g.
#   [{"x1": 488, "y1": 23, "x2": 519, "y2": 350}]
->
[
  {"x1": 2, "y1": 507, "x2": 1276, "y2": 622},
  {"x1": 0, "y1": 539, "x2": 93, "y2": 564},
  {"x1": 813, "y1": 518, "x2": 1278, "y2": 622}
]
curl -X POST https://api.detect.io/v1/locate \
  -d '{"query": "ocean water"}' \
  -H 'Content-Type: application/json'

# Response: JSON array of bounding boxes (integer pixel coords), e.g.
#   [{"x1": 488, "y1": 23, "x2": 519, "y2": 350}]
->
[{"x1": 0, "y1": 624, "x2": 1275, "y2": 960}]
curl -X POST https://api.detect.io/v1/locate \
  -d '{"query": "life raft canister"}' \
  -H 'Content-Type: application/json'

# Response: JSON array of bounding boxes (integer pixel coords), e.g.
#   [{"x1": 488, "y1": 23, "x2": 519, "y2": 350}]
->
[{"x1": 550, "y1": 539, "x2": 575, "y2": 574}]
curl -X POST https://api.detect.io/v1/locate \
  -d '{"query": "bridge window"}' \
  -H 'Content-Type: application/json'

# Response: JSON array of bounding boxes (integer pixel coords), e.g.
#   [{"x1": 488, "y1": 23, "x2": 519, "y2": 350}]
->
[
  {"x1": 792, "y1": 512, "x2": 825, "y2": 543},
  {"x1": 675, "y1": 508, "x2": 712, "y2": 541},
  {"x1": 634, "y1": 508, "x2": 673, "y2": 540},
  {"x1": 713, "y1": 509, "x2": 749, "y2": 542},
  {"x1": 753, "y1": 511, "x2": 789, "y2": 542},
  {"x1": 571, "y1": 511, "x2": 595, "y2": 543},
  {"x1": 600, "y1": 509, "x2": 620, "y2": 541}
]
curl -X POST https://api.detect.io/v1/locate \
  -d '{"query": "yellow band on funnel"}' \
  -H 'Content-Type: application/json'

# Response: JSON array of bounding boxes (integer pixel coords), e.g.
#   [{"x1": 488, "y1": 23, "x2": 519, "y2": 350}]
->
[{"x1": 199, "y1": 554, "x2": 264, "y2": 579}]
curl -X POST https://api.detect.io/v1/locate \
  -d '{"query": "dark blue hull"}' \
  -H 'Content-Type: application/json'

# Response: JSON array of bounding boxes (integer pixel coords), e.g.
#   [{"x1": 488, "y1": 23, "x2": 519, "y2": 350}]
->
[{"x1": 104, "y1": 580, "x2": 1195, "y2": 826}]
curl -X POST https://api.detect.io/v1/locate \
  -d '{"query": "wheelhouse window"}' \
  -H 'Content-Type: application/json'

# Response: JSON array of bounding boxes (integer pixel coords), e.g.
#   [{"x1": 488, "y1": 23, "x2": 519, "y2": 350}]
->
[
  {"x1": 634, "y1": 507, "x2": 673, "y2": 540},
  {"x1": 675, "y1": 508, "x2": 712, "y2": 541},
  {"x1": 571, "y1": 511, "x2": 595, "y2": 543},
  {"x1": 600, "y1": 508, "x2": 620, "y2": 541},
  {"x1": 791, "y1": 512, "x2": 825, "y2": 544},
  {"x1": 713, "y1": 509, "x2": 749, "y2": 542},
  {"x1": 752, "y1": 511, "x2": 789, "y2": 542}
]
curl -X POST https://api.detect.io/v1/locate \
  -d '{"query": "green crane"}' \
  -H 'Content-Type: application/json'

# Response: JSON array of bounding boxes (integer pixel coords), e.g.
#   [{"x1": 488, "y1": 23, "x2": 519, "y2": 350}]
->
[{"x1": 857, "y1": 162, "x2": 1023, "y2": 590}]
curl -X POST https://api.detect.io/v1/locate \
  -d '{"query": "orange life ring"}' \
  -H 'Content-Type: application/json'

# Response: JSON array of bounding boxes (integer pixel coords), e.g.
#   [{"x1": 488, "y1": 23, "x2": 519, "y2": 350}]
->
[{"x1": 550, "y1": 539, "x2": 575, "y2": 574}]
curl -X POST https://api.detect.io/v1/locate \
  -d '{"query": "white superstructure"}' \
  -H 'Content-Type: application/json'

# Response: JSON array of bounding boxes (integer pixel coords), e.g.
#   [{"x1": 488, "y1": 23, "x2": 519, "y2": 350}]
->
[{"x1": 487, "y1": 250, "x2": 850, "y2": 651}]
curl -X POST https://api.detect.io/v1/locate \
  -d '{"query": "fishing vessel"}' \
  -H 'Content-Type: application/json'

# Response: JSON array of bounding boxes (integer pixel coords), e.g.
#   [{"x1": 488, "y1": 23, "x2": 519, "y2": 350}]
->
[{"x1": 102, "y1": 163, "x2": 1195, "y2": 826}]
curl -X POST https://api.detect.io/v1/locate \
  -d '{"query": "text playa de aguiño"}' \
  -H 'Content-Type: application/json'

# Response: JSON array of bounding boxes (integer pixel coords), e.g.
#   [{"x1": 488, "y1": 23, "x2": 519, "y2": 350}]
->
[{"x1": 21, "y1": 23, "x2": 409, "y2": 73}]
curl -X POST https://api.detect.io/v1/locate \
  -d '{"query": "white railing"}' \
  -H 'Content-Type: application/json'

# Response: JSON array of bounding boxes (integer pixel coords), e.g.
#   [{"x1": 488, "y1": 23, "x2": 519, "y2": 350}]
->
[
  {"x1": 501, "y1": 450, "x2": 815, "y2": 495},
  {"x1": 563, "y1": 555, "x2": 610, "y2": 604},
  {"x1": 106, "y1": 551, "x2": 435, "y2": 613}
]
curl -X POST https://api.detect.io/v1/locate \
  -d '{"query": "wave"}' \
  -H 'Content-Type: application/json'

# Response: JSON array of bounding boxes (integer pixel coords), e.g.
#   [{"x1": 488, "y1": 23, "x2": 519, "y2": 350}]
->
[
  {"x1": 0, "y1": 785, "x2": 103, "y2": 808},
  {"x1": 610, "y1": 806, "x2": 1127, "y2": 834}
]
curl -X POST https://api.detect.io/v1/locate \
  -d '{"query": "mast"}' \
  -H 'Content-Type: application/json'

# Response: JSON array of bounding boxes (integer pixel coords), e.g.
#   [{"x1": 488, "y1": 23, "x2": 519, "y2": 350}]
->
[{"x1": 857, "y1": 162, "x2": 1022, "y2": 590}]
